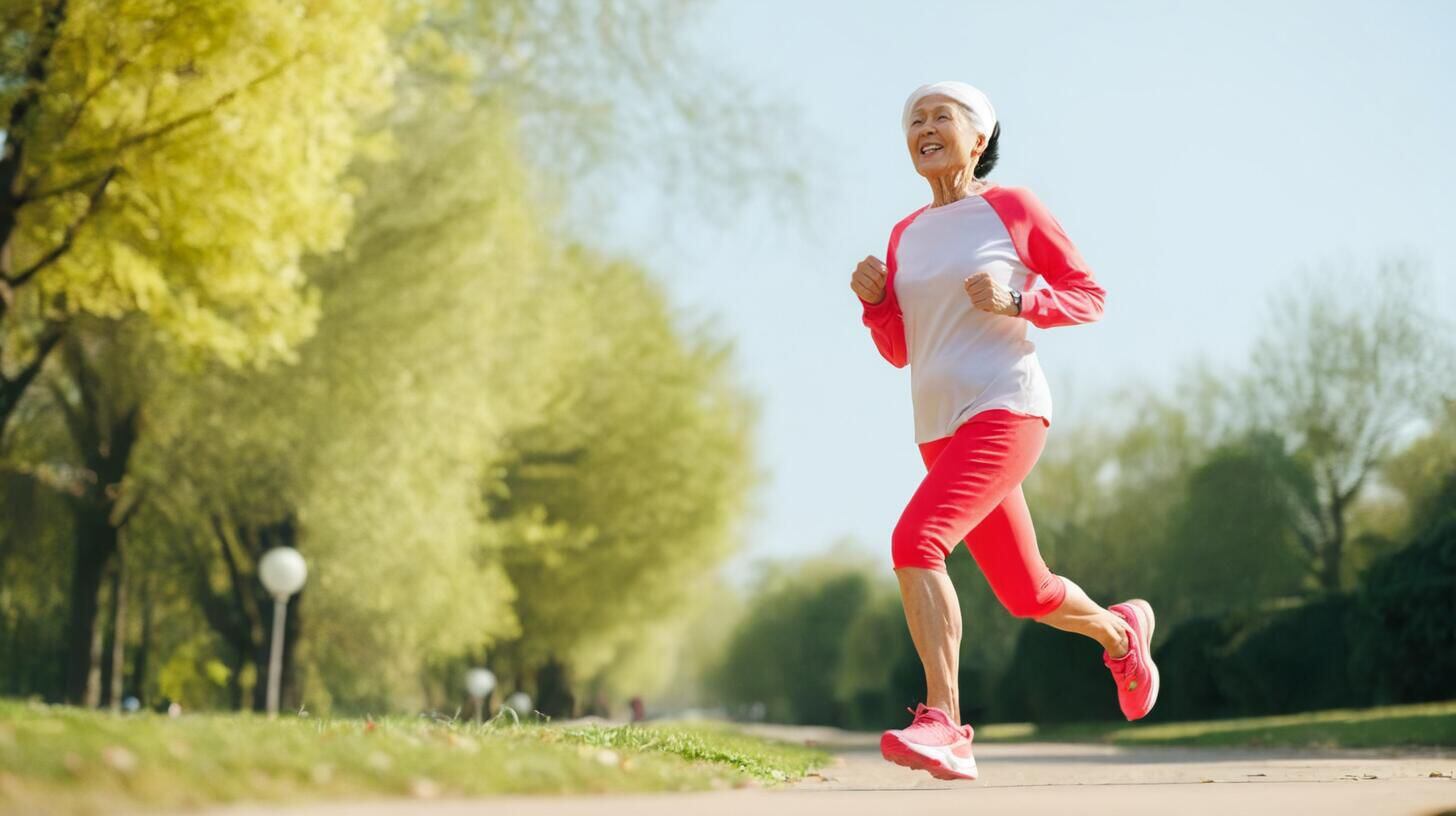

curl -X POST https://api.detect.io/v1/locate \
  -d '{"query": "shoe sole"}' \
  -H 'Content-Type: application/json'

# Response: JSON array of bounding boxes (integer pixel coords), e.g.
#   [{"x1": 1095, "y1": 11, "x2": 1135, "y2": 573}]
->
[
  {"x1": 880, "y1": 731, "x2": 978, "y2": 781},
  {"x1": 1121, "y1": 598, "x2": 1160, "y2": 720}
]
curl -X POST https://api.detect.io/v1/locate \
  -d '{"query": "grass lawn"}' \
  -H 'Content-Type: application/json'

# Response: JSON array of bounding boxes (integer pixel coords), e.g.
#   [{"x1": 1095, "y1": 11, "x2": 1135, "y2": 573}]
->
[
  {"x1": 976, "y1": 700, "x2": 1456, "y2": 749},
  {"x1": 0, "y1": 699, "x2": 829, "y2": 816}
]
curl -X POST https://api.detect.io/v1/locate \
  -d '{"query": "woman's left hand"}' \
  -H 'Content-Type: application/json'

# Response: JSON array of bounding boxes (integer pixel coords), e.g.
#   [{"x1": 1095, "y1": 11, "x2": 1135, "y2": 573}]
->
[{"x1": 964, "y1": 270, "x2": 1017, "y2": 316}]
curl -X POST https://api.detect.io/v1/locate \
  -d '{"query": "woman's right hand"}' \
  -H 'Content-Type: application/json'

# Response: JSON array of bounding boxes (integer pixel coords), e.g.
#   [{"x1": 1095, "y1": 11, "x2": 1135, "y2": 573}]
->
[{"x1": 851, "y1": 255, "x2": 889, "y2": 305}]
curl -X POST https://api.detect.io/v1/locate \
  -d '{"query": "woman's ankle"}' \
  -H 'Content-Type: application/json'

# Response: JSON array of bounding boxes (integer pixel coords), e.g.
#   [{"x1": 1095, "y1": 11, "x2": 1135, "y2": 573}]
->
[{"x1": 1102, "y1": 617, "x2": 1131, "y2": 657}]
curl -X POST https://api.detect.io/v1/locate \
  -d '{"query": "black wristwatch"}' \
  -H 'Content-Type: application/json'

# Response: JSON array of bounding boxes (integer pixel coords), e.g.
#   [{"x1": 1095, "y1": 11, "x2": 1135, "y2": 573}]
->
[{"x1": 1010, "y1": 289, "x2": 1022, "y2": 316}]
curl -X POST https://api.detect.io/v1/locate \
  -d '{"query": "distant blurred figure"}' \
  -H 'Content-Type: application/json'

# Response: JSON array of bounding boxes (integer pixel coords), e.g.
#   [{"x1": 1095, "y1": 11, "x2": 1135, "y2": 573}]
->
[{"x1": 629, "y1": 696, "x2": 645, "y2": 723}]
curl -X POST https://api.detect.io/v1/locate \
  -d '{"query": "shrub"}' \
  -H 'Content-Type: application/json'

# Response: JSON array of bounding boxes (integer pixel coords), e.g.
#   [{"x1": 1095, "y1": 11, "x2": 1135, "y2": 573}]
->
[{"x1": 1349, "y1": 513, "x2": 1456, "y2": 704}]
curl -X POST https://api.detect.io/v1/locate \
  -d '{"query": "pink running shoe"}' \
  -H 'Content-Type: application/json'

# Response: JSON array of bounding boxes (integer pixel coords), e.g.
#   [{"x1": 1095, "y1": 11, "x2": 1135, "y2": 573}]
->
[
  {"x1": 879, "y1": 703, "x2": 978, "y2": 781},
  {"x1": 1104, "y1": 599, "x2": 1160, "y2": 721}
]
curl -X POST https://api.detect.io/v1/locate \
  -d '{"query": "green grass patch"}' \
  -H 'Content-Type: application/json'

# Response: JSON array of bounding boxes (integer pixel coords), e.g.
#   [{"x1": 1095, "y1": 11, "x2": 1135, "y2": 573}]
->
[
  {"x1": 977, "y1": 700, "x2": 1456, "y2": 749},
  {"x1": 0, "y1": 699, "x2": 829, "y2": 816}
]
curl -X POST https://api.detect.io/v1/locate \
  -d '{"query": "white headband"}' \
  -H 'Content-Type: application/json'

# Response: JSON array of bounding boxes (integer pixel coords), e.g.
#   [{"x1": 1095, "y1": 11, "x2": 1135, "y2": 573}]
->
[{"x1": 902, "y1": 82, "x2": 998, "y2": 139}]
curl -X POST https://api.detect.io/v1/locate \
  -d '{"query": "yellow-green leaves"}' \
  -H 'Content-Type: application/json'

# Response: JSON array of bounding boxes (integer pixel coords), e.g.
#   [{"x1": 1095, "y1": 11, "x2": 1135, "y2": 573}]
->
[{"x1": 9, "y1": 0, "x2": 398, "y2": 367}]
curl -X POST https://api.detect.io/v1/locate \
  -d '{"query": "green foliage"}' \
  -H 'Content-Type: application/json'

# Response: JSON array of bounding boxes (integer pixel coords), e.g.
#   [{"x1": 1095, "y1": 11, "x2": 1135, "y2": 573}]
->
[
  {"x1": 1212, "y1": 595, "x2": 1366, "y2": 716},
  {"x1": 485, "y1": 248, "x2": 756, "y2": 697},
  {"x1": 3, "y1": 0, "x2": 401, "y2": 366},
  {"x1": 1162, "y1": 433, "x2": 1313, "y2": 616},
  {"x1": 709, "y1": 556, "x2": 876, "y2": 725},
  {"x1": 155, "y1": 634, "x2": 233, "y2": 711},
  {"x1": 1234, "y1": 268, "x2": 1456, "y2": 590},
  {"x1": 994, "y1": 624, "x2": 1120, "y2": 724},
  {"x1": 1141, "y1": 616, "x2": 1240, "y2": 722},
  {"x1": 1381, "y1": 400, "x2": 1456, "y2": 536},
  {"x1": 831, "y1": 584, "x2": 923, "y2": 729},
  {"x1": 1349, "y1": 513, "x2": 1456, "y2": 704},
  {"x1": 0, "y1": 0, "x2": 780, "y2": 718}
]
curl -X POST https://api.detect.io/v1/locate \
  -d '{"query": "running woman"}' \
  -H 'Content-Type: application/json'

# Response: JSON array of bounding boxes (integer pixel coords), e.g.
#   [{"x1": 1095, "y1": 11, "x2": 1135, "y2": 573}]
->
[{"x1": 850, "y1": 82, "x2": 1159, "y2": 782}]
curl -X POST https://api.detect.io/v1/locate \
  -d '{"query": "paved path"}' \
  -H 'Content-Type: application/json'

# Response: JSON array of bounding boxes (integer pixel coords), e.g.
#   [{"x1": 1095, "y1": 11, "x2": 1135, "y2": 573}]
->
[{"x1": 209, "y1": 726, "x2": 1456, "y2": 816}]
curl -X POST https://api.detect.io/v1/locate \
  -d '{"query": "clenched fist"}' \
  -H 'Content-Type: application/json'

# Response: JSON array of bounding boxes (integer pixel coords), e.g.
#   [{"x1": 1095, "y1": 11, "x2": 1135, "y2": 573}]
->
[
  {"x1": 964, "y1": 270, "x2": 1018, "y2": 316},
  {"x1": 851, "y1": 255, "x2": 889, "y2": 305}
]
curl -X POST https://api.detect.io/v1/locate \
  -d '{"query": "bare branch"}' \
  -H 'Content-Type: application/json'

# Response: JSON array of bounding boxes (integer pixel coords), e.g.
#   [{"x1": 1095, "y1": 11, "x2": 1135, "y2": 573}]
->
[
  {"x1": 58, "y1": 56, "x2": 301, "y2": 166},
  {"x1": 0, "y1": 325, "x2": 64, "y2": 437},
  {"x1": 108, "y1": 483, "x2": 147, "y2": 528},
  {"x1": 21, "y1": 167, "x2": 121, "y2": 204},
  {"x1": 6, "y1": 167, "x2": 118, "y2": 289}
]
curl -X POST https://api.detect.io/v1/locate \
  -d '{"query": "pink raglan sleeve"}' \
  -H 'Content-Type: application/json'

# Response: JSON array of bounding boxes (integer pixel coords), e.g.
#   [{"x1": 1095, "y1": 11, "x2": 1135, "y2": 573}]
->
[
  {"x1": 859, "y1": 240, "x2": 908, "y2": 368},
  {"x1": 858, "y1": 209, "x2": 926, "y2": 368},
  {"x1": 983, "y1": 187, "x2": 1106, "y2": 329}
]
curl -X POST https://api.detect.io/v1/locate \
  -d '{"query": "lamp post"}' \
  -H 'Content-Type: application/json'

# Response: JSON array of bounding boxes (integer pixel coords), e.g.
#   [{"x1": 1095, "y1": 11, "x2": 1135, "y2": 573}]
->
[
  {"x1": 465, "y1": 668, "x2": 496, "y2": 723},
  {"x1": 258, "y1": 547, "x2": 307, "y2": 718},
  {"x1": 504, "y1": 691, "x2": 532, "y2": 717}
]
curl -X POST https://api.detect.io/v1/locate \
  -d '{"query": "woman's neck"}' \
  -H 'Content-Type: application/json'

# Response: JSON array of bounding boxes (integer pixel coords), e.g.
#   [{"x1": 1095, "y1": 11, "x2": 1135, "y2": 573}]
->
[{"x1": 927, "y1": 167, "x2": 987, "y2": 207}]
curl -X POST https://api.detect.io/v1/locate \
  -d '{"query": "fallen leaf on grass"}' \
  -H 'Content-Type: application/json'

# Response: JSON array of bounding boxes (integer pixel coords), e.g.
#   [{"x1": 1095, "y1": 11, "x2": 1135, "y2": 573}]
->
[
  {"x1": 100, "y1": 746, "x2": 138, "y2": 775},
  {"x1": 410, "y1": 777, "x2": 440, "y2": 799},
  {"x1": 446, "y1": 733, "x2": 479, "y2": 753}
]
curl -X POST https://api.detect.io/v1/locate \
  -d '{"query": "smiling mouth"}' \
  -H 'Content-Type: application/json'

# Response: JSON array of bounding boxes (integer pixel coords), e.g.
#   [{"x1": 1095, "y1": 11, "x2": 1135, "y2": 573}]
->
[{"x1": 919, "y1": 143, "x2": 943, "y2": 156}]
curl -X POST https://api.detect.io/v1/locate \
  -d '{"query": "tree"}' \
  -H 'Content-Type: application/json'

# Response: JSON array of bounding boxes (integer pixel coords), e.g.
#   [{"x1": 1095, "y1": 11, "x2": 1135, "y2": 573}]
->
[
  {"x1": 45, "y1": 323, "x2": 147, "y2": 704},
  {"x1": 1, "y1": 0, "x2": 788, "y2": 713},
  {"x1": 0, "y1": 0, "x2": 399, "y2": 437},
  {"x1": 401, "y1": 0, "x2": 800, "y2": 227},
  {"x1": 483, "y1": 247, "x2": 757, "y2": 712},
  {"x1": 709, "y1": 556, "x2": 874, "y2": 725},
  {"x1": 127, "y1": 99, "x2": 547, "y2": 713},
  {"x1": 1164, "y1": 433, "x2": 1313, "y2": 613},
  {"x1": 1380, "y1": 399, "x2": 1456, "y2": 537},
  {"x1": 1236, "y1": 264, "x2": 1455, "y2": 590}
]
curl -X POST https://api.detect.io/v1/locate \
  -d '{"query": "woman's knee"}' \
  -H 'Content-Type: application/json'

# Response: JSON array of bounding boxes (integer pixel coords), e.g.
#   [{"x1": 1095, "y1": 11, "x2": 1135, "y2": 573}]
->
[
  {"x1": 993, "y1": 573, "x2": 1067, "y2": 619},
  {"x1": 891, "y1": 519, "x2": 950, "y2": 571}
]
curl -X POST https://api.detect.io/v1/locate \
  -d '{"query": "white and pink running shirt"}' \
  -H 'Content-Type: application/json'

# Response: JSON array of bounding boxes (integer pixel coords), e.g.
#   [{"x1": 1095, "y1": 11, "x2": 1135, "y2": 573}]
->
[{"x1": 860, "y1": 186, "x2": 1106, "y2": 444}]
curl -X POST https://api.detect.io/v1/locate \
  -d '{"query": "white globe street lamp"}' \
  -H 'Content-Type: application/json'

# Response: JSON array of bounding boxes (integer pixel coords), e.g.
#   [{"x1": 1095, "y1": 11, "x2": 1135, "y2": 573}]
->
[
  {"x1": 465, "y1": 668, "x2": 496, "y2": 723},
  {"x1": 258, "y1": 547, "x2": 307, "y2": 718},
  {"x1": 504, "y1": 691, "x2": 532, "y2": 716}
]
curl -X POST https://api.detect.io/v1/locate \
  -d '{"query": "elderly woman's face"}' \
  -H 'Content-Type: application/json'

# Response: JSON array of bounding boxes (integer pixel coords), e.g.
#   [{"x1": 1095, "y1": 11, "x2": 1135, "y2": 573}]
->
[{"x1": 905, "y1": 94, "x2": 986, "y2": 178}]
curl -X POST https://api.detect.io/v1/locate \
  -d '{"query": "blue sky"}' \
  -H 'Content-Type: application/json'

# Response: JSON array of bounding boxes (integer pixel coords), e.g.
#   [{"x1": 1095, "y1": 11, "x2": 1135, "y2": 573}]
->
[{"x1": 586, "y1": 0, "x2": 1456, "y2": 576}]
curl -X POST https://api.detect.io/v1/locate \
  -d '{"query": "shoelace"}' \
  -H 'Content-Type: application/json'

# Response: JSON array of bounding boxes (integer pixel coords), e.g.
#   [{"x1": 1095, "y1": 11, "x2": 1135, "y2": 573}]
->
[
  {"x1": 906, "y1": 705, "x2": 933, "y2": 725},
  {"x1": 1109, "y1": 644, "x2": 1142, "y2": 689},
  {"x1": 906, "y1": 705, "x2": 971, "y2": 742}
]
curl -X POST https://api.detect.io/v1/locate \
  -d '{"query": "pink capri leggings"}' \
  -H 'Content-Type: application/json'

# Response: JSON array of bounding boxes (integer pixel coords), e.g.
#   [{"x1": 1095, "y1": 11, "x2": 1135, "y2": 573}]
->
[{"x1": 891, "y1": 408, "x2": 1067, "y2": 619}]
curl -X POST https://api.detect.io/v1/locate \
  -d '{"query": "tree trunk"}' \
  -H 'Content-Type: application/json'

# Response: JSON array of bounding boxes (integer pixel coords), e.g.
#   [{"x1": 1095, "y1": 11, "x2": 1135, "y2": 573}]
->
[
  {"x1": 64, "y1": 506, "x2": 117, "y2": 705},
  {"x1": 108, "y1": 539, "x2": 127, "y2": 711},
  {"x1": 225, "y1": 639, "x2": 249, "y2": 710},
  {"x1": 61, "y1": 402, "x2": 138, "y2": 705},
  {"x1": 1319, "y1": 486, "x2": 1348, "y2": 592},
  {"x1": 131, "y1": 570, "x2": 153, "y2": 708}
]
